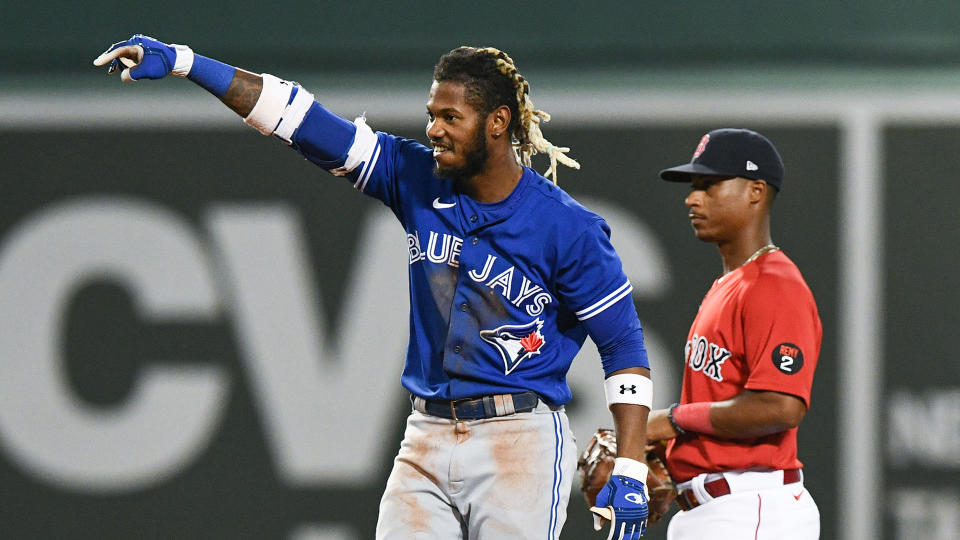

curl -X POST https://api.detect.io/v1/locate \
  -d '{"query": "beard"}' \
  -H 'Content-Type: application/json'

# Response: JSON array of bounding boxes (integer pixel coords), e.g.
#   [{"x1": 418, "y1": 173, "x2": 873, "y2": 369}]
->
[{"x1": 433, "y1": 125, "x2": 489, "y2": 182}]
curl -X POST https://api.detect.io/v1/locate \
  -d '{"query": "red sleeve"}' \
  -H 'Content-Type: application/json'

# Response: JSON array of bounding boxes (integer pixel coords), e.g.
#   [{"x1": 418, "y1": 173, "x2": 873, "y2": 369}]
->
[{"x1": 741, "y1": 270, "x2": 822, "y2": 407}]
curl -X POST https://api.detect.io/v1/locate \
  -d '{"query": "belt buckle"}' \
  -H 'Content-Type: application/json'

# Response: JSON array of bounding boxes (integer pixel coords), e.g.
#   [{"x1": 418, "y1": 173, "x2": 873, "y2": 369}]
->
[{"x1": 449, "y1": 397, "x2": 472, "y2": 421}]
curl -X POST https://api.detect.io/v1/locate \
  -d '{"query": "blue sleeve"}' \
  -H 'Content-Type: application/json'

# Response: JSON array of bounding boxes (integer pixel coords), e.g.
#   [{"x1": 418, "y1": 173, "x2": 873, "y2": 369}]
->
[
  {"x1": 288, "y1": 102, "x2": 357, "y2": 168},
  {"x1": 582, "y1": 298, "x2": 649, "y2": 375},
  {"x1": 288, "y1": 102, "x2": 427, "y2": 216},
  {"x1": 555, "y1": 219, "x2": 649, "y2": 376}
]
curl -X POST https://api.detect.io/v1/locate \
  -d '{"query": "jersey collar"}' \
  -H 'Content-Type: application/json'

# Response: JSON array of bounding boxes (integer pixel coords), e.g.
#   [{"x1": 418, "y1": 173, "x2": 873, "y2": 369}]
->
[{"x1": 456, "y1": 167, "x2": 533, "y2": 233}]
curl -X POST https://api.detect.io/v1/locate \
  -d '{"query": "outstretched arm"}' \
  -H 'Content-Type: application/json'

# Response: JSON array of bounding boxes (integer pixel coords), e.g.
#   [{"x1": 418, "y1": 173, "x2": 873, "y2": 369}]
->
[{"x1": 94, "y1": 34, "x2": 361, "y2": 170}]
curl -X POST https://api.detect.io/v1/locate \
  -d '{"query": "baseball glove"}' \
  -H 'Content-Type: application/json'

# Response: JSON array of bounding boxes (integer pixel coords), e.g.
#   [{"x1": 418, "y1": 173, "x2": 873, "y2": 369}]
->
[
  {"x1": 577, "y1": 429, "x2": 678, "y2": 526},
  {"x1": 644, "y1": 439, "x2": 678, "y2": 525},
  {"x1": 577, "y1": 428, "x2": 618, "y2": 508}
]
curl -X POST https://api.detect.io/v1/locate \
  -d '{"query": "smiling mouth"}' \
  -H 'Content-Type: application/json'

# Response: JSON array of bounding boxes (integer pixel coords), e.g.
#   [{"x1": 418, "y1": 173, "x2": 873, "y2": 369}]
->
[{"x1": 432, "y1": 142, "x2": 451, "y2": 157}]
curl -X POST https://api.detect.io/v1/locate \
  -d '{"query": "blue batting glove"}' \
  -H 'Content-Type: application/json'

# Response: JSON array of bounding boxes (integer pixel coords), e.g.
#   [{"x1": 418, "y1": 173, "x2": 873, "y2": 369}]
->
[
  {"x1": 93, "y1": 34, "x2": 184, "y2": 82},
  {"x1": 591, "y1": 458, "x2": 649, "y2": 539}
]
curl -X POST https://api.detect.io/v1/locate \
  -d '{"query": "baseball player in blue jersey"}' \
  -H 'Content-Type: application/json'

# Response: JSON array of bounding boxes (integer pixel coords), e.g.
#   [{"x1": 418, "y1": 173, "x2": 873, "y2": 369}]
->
[{"x1": 95, "y1": 35, "x2": 653, "y2": 539}]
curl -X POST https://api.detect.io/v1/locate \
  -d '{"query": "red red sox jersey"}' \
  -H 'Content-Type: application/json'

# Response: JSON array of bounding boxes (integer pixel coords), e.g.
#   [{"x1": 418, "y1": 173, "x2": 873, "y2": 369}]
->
[{"x1": 665, "y1": 250, "x2": 821, "y2": 483}]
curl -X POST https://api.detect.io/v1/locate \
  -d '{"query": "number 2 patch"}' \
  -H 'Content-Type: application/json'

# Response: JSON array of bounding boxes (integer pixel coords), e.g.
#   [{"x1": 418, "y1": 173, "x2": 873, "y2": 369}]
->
[{"x1": 771, "y1": 342, "x2": 804, "y2": 374}]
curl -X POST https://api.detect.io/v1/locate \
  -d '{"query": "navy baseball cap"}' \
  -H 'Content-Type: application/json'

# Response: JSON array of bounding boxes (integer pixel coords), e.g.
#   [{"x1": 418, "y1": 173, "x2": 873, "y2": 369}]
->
[{"x1": 659, "y1": 128, "x2": 785, "y2": 191}]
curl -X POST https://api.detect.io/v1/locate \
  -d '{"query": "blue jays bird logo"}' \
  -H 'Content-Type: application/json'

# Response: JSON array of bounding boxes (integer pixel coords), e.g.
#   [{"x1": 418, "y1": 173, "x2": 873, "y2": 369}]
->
[{"x1": 480, "y1": 319, "x2": 546, "y2": 375}]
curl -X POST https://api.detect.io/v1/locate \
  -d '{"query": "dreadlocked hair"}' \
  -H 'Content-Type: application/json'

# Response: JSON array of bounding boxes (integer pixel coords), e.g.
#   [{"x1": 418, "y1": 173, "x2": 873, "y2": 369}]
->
[{"x1": 433, "y1": 46, "x2": 580, "y2": 184}]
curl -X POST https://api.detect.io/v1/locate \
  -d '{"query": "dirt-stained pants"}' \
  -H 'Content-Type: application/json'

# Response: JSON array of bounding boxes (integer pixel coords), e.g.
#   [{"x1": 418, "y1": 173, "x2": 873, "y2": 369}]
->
[{"x1": 376, "y1": 403, "x2": 577, "y2": 540}]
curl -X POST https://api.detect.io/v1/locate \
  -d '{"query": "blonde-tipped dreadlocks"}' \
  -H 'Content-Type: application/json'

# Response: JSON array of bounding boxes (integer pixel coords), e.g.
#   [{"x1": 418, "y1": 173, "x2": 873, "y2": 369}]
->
[{"x1": 434, "y1": 46, "x2": 580, "y2": 184}]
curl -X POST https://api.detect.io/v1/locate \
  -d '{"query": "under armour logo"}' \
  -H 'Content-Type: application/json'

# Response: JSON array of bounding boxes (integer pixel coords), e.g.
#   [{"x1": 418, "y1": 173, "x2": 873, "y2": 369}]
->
[{"x1": 619, "y1": 384, "x2": 637, "y2": 394}]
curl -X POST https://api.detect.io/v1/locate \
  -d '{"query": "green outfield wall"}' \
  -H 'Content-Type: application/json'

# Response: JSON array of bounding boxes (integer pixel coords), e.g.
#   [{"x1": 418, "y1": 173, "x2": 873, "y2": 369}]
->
[{"x1": 5, "y1": 1, "x2": 960, "y2": 76}]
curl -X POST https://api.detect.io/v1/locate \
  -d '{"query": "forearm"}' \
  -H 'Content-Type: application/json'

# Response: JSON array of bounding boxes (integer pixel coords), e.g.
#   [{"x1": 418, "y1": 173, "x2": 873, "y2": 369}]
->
[
  {"x1": 708, "y1": 391, "x2": 806, "y2": 438},
  {"x1": 187, "y1": 55, "x2": 355, "y2": 159},
  {"x1": 219, "y1": 69, "x2": 263, "y2": 117},
  {"x1": 179, "y1": 52, "x2": 261, "y2": 117},
  {"x1": 669, "y1": 390, "x2": 807, "y2": 440},
  {"x1": 210, "y1": 64, "x2": 358, "y2": 165},
  {"x1": 611, "y1": 403, "x2": 649, "y2": 461}
]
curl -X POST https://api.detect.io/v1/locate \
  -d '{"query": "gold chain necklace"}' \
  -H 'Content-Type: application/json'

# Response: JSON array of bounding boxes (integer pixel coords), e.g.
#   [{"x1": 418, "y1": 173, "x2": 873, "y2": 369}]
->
[
  {"x1": 742, "y1": 244, "x2": 779, "y2": 266},
  {"x1": 719, "y1": 244, "x2": 780, "y2": 282}
]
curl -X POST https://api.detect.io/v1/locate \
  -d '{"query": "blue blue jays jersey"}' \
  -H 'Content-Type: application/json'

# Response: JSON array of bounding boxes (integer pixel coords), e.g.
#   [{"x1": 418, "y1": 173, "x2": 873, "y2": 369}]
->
[{"x1": 287, "y1": 102, "x2": 648, "y2": 406}]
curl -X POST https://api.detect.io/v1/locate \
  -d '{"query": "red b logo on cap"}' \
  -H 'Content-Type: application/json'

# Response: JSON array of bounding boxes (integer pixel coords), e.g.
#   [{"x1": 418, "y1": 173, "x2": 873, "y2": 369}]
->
[{"x1": 692, "y1": 134, "x2": 710, "y2": 159}]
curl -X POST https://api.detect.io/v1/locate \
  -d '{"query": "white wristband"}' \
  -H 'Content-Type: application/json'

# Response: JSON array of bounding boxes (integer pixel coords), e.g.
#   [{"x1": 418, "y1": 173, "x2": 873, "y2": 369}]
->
[
  {"x1": 604, "y1": 373, "x2": 652, "y2": 409},
  {"x1": 613, "y1": 457, "x2": 650, "y2": 499},
  {"x1": 273, "y1": 86, "x2": 315, "y2": 144},
  {"x1": 613, "y1": 457, "x2": 649, "y2": 482},
  {"x1": 170, "y1": 44, "x2": 194, "y2": 77},
  {"x1": 244, "y1": 73, "x2": 295, "y2": 135}
]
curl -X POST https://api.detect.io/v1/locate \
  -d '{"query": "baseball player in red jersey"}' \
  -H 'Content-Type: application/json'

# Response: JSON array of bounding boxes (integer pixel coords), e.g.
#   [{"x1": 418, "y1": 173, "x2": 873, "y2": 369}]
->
[{"x1": 645, "y1": 129, "x2": 821, "y2": 539}]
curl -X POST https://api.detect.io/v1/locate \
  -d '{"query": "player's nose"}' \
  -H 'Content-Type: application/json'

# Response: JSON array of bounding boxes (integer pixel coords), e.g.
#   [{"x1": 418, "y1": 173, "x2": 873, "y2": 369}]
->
[{"x1": 425, "y1": 119, "x2": 443, "y2": 139}]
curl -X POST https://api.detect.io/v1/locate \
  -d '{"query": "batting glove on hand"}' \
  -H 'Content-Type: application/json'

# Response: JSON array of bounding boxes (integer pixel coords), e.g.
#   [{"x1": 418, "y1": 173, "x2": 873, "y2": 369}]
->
[
  {"x1": 93, "y1": 34, "x2": 191, "y2": 82},
  {"x1": 590, "y1": 458, "x2": 649, "y2": 540}
]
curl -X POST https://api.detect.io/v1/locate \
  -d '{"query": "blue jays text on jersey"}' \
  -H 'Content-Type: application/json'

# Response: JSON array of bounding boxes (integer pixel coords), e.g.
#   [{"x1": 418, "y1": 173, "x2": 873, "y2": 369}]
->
[{"x1": 281, "y1": 98, "x2": 649, "y2": 406}]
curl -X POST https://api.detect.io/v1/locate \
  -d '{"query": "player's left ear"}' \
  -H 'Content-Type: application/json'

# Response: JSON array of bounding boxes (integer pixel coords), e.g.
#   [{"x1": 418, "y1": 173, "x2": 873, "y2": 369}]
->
[{"x1": 488, "y1": 105, "x2": 511, "y2": 140}]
